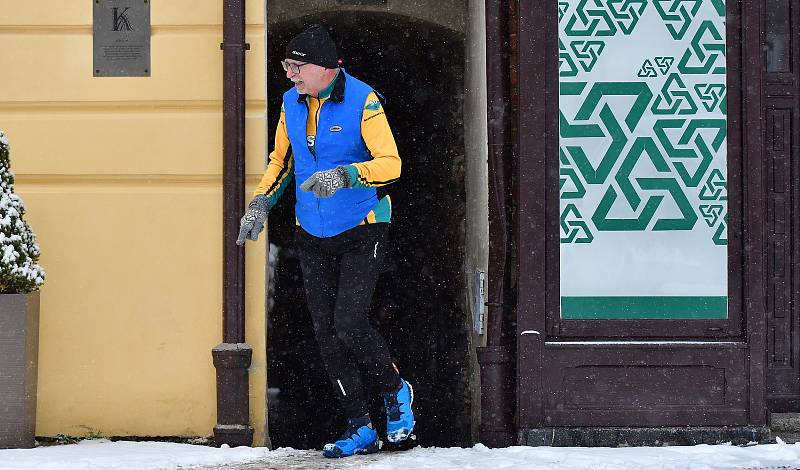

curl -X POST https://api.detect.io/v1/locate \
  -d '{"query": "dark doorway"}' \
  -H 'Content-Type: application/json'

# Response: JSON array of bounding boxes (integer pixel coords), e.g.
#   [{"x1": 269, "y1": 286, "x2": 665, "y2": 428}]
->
[{"x1": 265, "y1": 13, "x2": 470, "y2": 449}]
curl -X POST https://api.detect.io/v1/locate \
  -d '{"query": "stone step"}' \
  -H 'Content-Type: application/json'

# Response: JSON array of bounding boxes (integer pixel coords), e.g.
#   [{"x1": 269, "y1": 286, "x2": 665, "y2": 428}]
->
[
  {"x1": 770, "y1": 413, "x2": 800, "y2": 432},
  {"x1": 769, "y1": 413, "x2": 800, "y2": 443}
]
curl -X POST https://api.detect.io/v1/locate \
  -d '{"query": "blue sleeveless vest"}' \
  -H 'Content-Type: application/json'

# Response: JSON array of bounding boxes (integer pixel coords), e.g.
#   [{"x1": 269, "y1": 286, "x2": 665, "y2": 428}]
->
[{"x1": 283, "y1": 70, "x2": 378, "y2": 238}]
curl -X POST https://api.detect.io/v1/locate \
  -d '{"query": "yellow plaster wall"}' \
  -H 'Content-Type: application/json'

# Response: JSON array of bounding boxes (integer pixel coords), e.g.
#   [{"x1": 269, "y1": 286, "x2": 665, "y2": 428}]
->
[{"x1": 0, "y1": 1, "x2": 270, "y2": 445}]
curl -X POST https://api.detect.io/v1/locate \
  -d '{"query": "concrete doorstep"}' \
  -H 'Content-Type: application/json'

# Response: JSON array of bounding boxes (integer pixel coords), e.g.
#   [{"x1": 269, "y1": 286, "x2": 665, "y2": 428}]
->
[{"x1": 185, "y1": 449, "x2": 384, "y2": 470}]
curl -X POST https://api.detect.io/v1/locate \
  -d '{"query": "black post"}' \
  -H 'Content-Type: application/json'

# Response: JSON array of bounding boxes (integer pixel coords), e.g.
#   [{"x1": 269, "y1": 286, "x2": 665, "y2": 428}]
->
[
  {"x1": 478, "y1": 0, "x2": 516, "y2": 448},
  {"x1": 213, "y1": 0, "x2": 253, "y2": 447}
]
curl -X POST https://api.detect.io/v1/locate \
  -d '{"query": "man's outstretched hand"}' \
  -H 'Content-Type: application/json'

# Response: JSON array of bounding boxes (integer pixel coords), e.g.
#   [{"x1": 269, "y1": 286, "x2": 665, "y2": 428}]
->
[{"x1": 236, "y1": 195, "x2": 270, "y2": 245}]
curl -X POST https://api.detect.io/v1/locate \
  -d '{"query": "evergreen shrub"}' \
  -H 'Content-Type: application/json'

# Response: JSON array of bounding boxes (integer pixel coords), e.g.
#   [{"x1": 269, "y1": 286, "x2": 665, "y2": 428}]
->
[{"x1": 0, "y1": 131, "x2": 45, "y2": 294}]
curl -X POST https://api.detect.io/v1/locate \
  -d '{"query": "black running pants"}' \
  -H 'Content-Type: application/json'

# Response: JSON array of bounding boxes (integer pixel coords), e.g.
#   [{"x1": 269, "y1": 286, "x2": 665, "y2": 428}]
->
[{"x1": 295, "y1": 223, "x2": 401, "y2": 419}]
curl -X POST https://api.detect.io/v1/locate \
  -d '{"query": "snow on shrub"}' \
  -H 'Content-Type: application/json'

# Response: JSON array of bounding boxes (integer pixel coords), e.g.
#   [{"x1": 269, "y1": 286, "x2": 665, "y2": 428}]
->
[{"x1": 0, "y1": 131, "x2": 45, "y2": 293}]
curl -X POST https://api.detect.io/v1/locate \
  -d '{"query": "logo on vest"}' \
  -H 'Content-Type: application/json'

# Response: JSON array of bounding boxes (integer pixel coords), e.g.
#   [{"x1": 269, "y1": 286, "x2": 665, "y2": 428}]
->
[{"x1": 329, "y1": 126, "x2": 343, "y2": 132}]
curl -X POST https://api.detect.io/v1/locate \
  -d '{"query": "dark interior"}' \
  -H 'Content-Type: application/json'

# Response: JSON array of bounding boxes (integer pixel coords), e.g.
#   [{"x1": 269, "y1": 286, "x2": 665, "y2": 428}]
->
[{"x1": 265, "y1": 13, "x2": 470, "y2": 449}]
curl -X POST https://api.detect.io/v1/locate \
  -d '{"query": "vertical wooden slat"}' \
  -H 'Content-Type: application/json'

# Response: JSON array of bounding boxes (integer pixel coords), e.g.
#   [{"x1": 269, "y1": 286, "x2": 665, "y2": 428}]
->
[
  {"x1": 514, "y1": 0, "x2": 553, "y2": 429},
  {"x1": 743, "y1": 0, "x2": 767, "y2": 425}
]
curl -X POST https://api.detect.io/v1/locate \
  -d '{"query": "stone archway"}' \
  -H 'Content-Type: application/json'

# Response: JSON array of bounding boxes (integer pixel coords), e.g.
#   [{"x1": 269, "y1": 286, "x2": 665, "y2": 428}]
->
[
  {"x1": 264, "y1": 12, "x2": 472, "y2": 449},
  {"x1": 266, "y1": 1, "x2": 467, "y2": 34}
]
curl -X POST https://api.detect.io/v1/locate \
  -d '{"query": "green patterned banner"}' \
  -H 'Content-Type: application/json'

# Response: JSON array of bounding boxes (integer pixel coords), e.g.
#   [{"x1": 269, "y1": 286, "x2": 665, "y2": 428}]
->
[{"x1": 559, "y1": 0, "x2": 728, "y2": 320}]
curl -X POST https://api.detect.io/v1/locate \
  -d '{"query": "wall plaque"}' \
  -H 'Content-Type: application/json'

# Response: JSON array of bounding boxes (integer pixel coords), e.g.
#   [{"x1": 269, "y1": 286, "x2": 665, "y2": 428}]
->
[{"x1": 93, "y1": 0, "x2": 150, "y2": 77}]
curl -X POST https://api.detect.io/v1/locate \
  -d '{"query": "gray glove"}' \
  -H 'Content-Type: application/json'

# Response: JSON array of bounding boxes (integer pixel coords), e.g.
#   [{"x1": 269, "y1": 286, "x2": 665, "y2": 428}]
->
[
  {"x1": 299, "y1": 166, "x2": 352, "y2": 198},
  {"x1": 236, "y1": 195, "x2": 270, "y2": 246}
]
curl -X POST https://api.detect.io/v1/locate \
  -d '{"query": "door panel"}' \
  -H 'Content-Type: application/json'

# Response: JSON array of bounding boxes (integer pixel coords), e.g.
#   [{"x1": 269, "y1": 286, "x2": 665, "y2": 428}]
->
[
  {"x1": 551, "y1": 0, "x2": 740, "y2": 339},
  {"x1": 540, "y1": 343, "x2": 749, "y2": 426}
]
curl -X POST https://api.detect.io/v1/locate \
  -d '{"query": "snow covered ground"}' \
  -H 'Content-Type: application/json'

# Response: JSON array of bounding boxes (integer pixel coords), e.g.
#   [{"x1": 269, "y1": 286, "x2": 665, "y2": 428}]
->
[{"x1": 2, "y1": 439, "x2": 800, "y2": 470}]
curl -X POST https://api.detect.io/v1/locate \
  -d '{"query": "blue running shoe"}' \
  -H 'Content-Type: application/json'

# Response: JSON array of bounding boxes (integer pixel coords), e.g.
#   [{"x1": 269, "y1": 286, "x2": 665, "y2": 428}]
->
[
  {"x1": 322, "y1": 416, "x2": 381, "y2": 458},
  {"x1": 384, "y1": 378, "x2": 415, "y2": 443}
]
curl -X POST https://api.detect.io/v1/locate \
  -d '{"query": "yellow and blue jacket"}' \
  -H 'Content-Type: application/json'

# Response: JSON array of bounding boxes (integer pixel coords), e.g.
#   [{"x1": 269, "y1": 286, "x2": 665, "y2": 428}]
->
[{"x1": 253, "y1": 69, "x2": 400, "y2": 234}]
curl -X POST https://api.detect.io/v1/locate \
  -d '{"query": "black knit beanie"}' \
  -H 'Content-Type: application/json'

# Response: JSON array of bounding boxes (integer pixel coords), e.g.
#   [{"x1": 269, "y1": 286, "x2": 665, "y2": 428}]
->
[{"x1": 285, "y1": 24, "x2": 340, "y2": 68}]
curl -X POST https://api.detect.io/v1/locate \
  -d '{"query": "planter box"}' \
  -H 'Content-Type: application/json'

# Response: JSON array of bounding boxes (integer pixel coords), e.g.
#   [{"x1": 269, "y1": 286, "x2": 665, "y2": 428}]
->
[{"x1": 0, "y1": 291, "x2": 40, "y2": 449}]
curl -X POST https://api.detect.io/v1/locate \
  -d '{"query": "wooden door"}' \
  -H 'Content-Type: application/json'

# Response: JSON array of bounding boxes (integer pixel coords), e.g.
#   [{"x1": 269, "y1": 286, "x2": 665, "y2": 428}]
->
[{"x1": 516, "y1": 0, "x2": 767, "y2": 428}]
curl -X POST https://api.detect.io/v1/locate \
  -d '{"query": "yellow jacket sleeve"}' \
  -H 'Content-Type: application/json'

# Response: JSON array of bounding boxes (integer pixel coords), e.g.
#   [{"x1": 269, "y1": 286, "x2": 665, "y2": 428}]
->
[
  {"x1": 252, "y1": 104, "x2": 294, "y2": 206},
  {"x1": 346, "y1": 92, "x2": 401, "y2": 188}
]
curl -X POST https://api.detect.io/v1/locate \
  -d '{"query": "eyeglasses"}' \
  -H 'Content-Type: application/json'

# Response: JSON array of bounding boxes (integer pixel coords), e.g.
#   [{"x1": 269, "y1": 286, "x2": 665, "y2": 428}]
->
[{"x1": 281, "y1": 60, "x2": 309, "y2": 74}]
